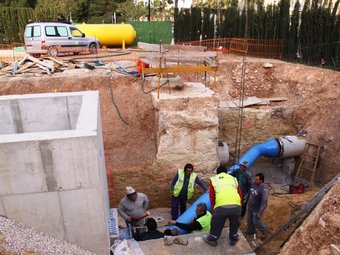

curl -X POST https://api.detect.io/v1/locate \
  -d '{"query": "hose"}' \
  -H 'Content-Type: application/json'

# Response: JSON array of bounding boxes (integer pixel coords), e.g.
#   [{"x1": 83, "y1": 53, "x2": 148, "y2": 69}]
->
[{"x1": 107, "y1": 65, "x2": 129, "y2": 125}]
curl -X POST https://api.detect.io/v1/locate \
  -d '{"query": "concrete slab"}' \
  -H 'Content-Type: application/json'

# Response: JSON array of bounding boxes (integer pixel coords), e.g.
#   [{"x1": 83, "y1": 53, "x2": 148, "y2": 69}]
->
[
  {"x1": 0, "y1": 141, "x2": 47, "y2": 194},
  {"x1": 2, "y1": 192, "x2": 64, "y2": 239},
  {"x1": 0, "y1": 94, "x2": 82, "y2": 134},
  {"x1": 158, "y1": 82, "x2": 214, "y2": 99},
  {"x1": 138, "y1": 229, "x2": 254, "y2": 255},
  {"x1": 59, "y1": 188, "x2": 110, "y2": 255},
  {"x1": 219, "y1": 96, "x2": 263, "y2": 108}
]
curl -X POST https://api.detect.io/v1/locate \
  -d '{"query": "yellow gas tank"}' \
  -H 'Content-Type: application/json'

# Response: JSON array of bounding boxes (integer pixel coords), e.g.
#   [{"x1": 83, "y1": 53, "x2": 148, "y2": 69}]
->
[{"x1": 75, "y1": 23, "x2": 136, "y2": 47}]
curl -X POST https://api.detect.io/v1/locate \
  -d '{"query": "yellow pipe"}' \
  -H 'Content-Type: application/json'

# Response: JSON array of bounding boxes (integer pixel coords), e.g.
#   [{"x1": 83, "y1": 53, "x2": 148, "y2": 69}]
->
[{"x1": 75, "y1": 23, "x2": 136, "y2": 48}]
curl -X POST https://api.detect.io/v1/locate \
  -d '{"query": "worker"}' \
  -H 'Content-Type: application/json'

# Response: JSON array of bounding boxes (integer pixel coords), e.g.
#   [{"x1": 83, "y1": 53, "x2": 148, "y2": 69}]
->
[
  {"x1": 170, "y1": 163, "x2": 208, "y2": 220},
  {"x1": 231, "y1": 161, "x2": 252, "y2": 218},
  {"x1": 203, "y1": 165, "x2": 242, "y2": 247},
  {"x1": 246, "y1": 172, "x2": 269, "y2": 240},
  {"x1": 118, "y1": 186, "x2": 149, "y2": 228},
  {"x1": 139, "y1": 218, "x2": 164, "y2": 241},
  {"x1": 168, "y1": 202, "x2": 212, "y2": 234}
]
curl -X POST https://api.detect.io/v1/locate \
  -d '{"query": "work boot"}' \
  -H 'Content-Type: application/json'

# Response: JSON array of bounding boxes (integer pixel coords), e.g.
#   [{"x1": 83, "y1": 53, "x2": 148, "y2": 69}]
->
[
  {"x1": 203, "y1": 235, "x2": 218, "y2": 247},
  {"x1": 229, "y1": 234, "x2": 239, "y2": 246},
  {"x1": 259, "y1": 231, "x2": 268, "y2": 240},
  {"x1": 229, "y1": 238, "x2": 239, "y2": 246},
  {"x1": 245, "y1": 231, "x2": 255, "y2": 236}
]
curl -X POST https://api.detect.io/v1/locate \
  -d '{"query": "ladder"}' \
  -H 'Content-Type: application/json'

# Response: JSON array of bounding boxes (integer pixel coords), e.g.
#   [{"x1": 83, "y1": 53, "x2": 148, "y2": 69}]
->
[{"x1": 293, "y1": 143, "x2": 321, "y2": 189}]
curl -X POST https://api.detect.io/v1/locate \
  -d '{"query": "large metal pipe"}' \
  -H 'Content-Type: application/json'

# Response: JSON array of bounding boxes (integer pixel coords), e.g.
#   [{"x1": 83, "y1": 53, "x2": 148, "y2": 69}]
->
[{"x1": 167, "y1": 136, "x2": 306, "y2": 235}]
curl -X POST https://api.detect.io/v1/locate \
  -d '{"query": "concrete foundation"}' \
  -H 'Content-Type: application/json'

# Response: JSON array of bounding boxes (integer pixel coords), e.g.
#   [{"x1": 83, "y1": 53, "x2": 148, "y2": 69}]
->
[{"x1": 0, "y1": 91, "x2": 110, "y2": 255}]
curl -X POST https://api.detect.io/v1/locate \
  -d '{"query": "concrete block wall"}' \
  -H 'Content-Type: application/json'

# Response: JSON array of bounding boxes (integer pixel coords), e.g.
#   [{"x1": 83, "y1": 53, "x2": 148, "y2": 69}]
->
[{"x1": 0, "y1": 91, "x2": 110, "y2": 255}]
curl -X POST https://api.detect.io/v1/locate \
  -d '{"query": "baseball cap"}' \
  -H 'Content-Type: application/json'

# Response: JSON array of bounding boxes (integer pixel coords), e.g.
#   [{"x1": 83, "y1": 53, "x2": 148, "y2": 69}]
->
[{"x1": 126, "y1": 186, "x2": 136, "y2": 195}]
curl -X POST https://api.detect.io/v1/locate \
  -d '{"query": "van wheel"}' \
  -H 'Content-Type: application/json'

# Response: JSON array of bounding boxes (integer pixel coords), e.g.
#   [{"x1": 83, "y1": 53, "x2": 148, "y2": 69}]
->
[
  {"x1": 47, "y1": 46, "x2": 59, "y2": 57},
  {"x1": 89, "y1": 43, "x2": 98, "y2": 54}
]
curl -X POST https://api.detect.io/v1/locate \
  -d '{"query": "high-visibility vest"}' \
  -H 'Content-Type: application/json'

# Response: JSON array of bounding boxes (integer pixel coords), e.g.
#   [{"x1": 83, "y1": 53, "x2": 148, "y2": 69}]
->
[
  {"x1": 210, "y1": 172, "x2": 241, "y2": 208},
  {"x1": 173, "y1": 169, "x2": 197, "y2": 199},
  {"x1": 196, "y1": 211, "x2": 212, "y2": 232}
]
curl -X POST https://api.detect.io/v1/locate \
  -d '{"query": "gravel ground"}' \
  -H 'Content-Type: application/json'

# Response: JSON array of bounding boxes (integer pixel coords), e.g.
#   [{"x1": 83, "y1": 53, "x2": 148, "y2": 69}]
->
[{"x1": 0, "y1": 216, "x2": 95, "y2": 255}]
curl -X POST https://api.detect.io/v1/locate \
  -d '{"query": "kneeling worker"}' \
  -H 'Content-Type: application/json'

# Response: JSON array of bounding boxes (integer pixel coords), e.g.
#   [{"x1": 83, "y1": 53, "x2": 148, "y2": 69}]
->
[
  {"x1": 168, "y1": 202, "x2": 212, "y2": 234},
  {"x1": 118, "y1": 186, "x2": 149, "y2": 227}
]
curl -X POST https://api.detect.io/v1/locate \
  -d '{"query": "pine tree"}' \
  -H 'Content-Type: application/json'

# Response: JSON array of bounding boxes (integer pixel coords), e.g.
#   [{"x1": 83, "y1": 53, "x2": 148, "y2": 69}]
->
[
  {"x1": 191, "y1": 7, "x2": 202, "y2": 41},
  {"x1": 287, "y1": 0, "x2": 300, "y2": 61},
  {"x1": 0, "y1": 6, "x2": 33, "y2": 43}
]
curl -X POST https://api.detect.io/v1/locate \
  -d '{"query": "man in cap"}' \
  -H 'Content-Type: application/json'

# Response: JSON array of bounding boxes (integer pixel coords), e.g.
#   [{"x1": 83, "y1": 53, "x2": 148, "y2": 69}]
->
[
  {"x1": 231, "y1": 161, "x2": 252, "y2": 217},
  {"x1": 118, "y1": 186, "x2": 149, "y2": 227}
]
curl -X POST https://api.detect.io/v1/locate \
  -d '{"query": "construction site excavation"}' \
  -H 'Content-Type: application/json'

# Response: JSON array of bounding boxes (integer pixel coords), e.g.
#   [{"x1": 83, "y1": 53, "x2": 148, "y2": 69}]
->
[{"x1": 0, "y1": 44, "x2": 339, "y2": 255}]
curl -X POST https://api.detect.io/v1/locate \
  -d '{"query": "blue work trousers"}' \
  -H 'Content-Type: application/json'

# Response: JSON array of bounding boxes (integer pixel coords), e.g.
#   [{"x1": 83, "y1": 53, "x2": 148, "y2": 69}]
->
[
  {"x1": 171, "y1": 195, "x2": 187, "y2": 220},
  {"x1": 247, "y1": 211, "x2": 269, "y2": 235}
]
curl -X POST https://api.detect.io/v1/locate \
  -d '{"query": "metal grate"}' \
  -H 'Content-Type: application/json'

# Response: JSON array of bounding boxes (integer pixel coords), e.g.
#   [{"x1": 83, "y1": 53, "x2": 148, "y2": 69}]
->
[{"x1": 108, "y1": 208, "x2": 119, "y2": 238}]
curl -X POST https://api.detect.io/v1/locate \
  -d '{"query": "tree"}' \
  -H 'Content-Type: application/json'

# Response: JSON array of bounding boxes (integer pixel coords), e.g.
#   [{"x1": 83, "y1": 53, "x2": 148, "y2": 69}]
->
[
  {"x1": 287, "y1": 0, "x2": 300, "y2": 60},
  {"x1": 0, "y1": 6, "x2": 33, "y2": 43}
]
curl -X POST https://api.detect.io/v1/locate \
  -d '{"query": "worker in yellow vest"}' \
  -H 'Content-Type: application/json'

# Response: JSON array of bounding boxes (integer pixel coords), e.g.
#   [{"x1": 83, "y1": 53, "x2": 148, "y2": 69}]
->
[
  {"x1": 203, "y1": 165, "x2": 242, "y2": 247},
  {"x1": 167, "y1": 202, "x2": 212, "y2": 234},
  {"x1": 170, "y1": 163, "x2": 208, "y2": 220}
]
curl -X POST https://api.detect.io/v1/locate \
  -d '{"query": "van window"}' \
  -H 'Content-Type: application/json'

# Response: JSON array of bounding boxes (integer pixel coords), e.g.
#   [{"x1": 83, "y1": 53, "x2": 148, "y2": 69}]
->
[
  {"x1": 45, "y1": 26, "x2": 58, "y2": 36},
  {"x1": 57, "y1": 26, "x2": 68, "y2": 37},
  {"x1": 25, "y1": 26, "x2": 41, "y2": 38},
  {"x1": 70, "y1": 27, "x2": 83, "y2": 37},
  {"x1": 25, "y1": 27, "x2": 32, "y2": 38}
]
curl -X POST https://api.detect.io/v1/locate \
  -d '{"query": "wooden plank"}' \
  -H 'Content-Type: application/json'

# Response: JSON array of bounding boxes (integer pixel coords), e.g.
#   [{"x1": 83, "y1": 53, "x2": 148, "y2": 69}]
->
[
  {"x1": 46, "y1": 57, "x2": 67, "y2": 67},
  {"x1": 163, "y1": 44, "x2": 207, "y2": 52},
  {"x1": 165, "y1": 51, "x2": 217, "y2": 58},
  {"x1": 36, "y1": 64, "x2": 51, "y2": 75},
  {"x1": 260, "y1": 97, "x2": 287, "y2": 102},
  {"x1": 137, "y1": 42, "x2": 165, "y2": 52},
  {"x1": 141, "y1": 51, "x2": 217, "y2": 60},
  {"x1": 17, "y1": 55, "x2": 29, "y2": 67},
  {"x1": 142, "y1": 65, "x2": 217, "y2": 74},
  {"x1": 16, "y1": 61, "x2": 36, "y2": 73},
  {"x1": 27, "y1": 55, "x2": 54, "y2": 72}
]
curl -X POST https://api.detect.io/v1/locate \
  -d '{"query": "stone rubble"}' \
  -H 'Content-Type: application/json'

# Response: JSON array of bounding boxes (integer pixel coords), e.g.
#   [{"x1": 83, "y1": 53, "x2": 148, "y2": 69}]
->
[{"x1": 0, "y1": 216, "x2": 95, "y2": 255}]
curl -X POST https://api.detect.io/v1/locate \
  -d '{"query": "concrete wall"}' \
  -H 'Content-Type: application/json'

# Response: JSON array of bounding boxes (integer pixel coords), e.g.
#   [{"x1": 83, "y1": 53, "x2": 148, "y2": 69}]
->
[
  {"x1": 0, "y1": 95, "x2": 82, "y2": 134},
  {"x1": 0, "y1": 91, "x2": 110, "y2": 255}
]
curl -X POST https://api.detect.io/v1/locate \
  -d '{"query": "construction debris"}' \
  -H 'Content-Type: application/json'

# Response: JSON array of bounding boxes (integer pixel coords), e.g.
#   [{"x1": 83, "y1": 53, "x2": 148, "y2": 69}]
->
[
  {"x1": 262, "y1": 62, "x2": 274, "y2": 68},
  {"x1": 0, "y1": 54, "x2": 64, "y2": 76},
  {"x1": 163, "y1": 236, "x2": 188, "y2": 246},
  {"x1": 219, "y1": 96, "x2": 287, "y2": 108}
]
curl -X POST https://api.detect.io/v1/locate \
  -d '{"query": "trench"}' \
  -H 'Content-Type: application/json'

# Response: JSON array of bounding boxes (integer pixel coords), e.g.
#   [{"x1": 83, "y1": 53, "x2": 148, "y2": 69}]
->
[{"x1": 0, "y1": 58, "x2": 339, "y2": 255}]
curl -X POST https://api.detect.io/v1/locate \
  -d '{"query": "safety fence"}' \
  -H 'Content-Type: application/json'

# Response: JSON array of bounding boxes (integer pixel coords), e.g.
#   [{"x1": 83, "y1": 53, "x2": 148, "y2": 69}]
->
[{"x1": 178, "y1": 38, "x2": 284, "y2": 59}]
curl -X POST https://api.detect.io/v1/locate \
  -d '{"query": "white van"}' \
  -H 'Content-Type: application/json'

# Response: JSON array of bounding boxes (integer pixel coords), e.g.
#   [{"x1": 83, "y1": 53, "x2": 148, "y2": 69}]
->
[{"x1": 24, "y1": 22, "x2": 100, "y2": 57}]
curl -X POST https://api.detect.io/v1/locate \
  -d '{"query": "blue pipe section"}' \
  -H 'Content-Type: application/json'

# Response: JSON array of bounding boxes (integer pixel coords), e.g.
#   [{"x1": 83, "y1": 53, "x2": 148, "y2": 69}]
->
[
  {"x1": 166, "y1": 138, "x2": 281, "y2": 235},
  {"x1": 227, "y1": 138, "x2": 280, "y2": 174},
  {"x1": 167, "y1": 193, "x2": 211, "y2": 235}
]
